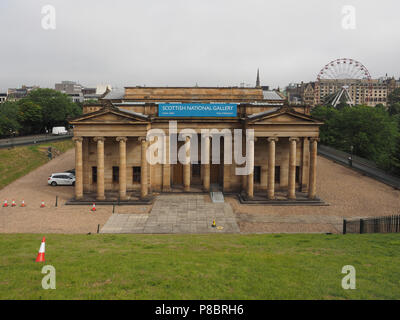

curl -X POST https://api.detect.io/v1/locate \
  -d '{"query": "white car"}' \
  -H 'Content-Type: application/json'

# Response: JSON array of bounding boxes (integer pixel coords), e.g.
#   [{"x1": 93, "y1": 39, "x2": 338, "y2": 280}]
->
[
  {"x1": 48, "y1": 173, "x2": 75, "y2": 186},
  {"x1": 52, "y1": 127, "x2": 68, "y2": 135}
]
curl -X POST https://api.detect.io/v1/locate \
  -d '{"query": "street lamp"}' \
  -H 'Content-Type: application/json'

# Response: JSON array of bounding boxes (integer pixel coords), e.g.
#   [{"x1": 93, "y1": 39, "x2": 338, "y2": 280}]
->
[{"x1": 348, "y1": 145, "x2": 354, "y2": 167}]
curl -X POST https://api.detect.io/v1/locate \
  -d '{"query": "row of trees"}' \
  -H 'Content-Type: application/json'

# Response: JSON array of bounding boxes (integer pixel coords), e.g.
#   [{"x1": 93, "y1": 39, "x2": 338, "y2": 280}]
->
[
  {"x1": 0, "y1": 89, "x2": 82, "y2": 137},
  {"x1": 311, "y1": 88, "x2": 400, "y2": 175}
]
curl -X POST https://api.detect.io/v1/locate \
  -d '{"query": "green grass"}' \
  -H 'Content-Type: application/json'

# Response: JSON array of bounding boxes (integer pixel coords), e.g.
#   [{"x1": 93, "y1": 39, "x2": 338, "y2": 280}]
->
[
  {"x1": 0, "y1": 139, "x2": 73, "y2": 190},
  {"x1": 0, "y1": 233, "x2": 399, "y2": 299}
]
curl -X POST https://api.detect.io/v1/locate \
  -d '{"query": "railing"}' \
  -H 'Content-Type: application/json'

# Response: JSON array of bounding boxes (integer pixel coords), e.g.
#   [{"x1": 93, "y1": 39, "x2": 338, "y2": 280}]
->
[
  {"x1": 343, "y1": 215, "x2": 400, "y2": 234},
  {"x1": 319, "y1": 145, "x2": 378, "y2": 169}
]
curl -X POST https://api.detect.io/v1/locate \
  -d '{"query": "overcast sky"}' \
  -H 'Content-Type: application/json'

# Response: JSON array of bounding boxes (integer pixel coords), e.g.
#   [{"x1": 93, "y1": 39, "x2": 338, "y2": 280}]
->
[{"x1": 0, "y1": 0, "x2": 399, "y2": 91}]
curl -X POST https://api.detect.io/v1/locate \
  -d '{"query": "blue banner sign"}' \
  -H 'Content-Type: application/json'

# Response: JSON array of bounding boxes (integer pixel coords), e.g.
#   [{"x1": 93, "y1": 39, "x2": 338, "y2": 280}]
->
[{"x1": 158, "y1": 103, "x2": 237, "y2": 117}]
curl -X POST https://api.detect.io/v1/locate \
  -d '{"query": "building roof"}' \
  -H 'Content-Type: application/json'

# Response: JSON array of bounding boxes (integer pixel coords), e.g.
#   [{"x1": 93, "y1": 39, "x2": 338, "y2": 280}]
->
[
  {"x1": 247, "y1": 107, "x2": 280, "y2": 119},
  {"x1": 102, "y1": 89, "x2": 125, "y2": 100},
  {"x1": 117, "y1": 107, "x2": 149, "y2": 118},
  {"x1": 262, "y1": 90, "x2": 284, "y2": 100}
]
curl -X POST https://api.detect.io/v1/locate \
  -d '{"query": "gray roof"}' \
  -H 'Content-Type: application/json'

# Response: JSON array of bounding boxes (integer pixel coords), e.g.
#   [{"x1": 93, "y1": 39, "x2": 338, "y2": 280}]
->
[
  {"x1": 262, "y1": 90, "x2": 284, "y2": 100},
  {"x1": 247, "y1": 107, "x2": 280, "y2": 119},
  {"x1": 117, "y1": 107, "x2": 148, "y2": 118},
  {"x1": 103, "y1": 89, "x2": 125, "y2": 100},
  {"x1": 113, "y1": 102, "x2": 146, "y2": 106}
]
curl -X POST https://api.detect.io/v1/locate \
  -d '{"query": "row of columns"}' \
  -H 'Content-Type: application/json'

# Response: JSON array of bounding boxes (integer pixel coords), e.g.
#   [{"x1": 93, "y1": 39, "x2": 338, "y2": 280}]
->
[
  {"x1": 73, "y1": 136, "x2": 148, "y2": 201},
  {"x1": 246, "y1": 137, "x2": 318, "y2": 200},
  {"x1": 73, "y1": 135, "x2": 318, "y2": 201}
]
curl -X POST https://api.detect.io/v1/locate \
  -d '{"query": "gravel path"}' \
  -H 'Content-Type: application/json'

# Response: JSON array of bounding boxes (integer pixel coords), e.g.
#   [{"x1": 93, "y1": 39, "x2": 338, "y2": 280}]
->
[
  {"x1": 229, "y1": 156, "x2": 400, "y2": 233},
  {"x1": 0, "y1": 149, "x2": 112, "y2": 234}
]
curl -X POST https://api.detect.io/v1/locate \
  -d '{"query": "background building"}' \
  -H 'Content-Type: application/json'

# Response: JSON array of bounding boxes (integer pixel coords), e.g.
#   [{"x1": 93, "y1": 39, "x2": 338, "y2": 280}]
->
[
  {"x1": 0, "y1": 93, "x2": 7, "y2": 103},
  {"x1": 286, "y1": 77, "x2": 400, "y2": 107},
  {"x1": 55, "y1": 81, "x2": 111, "y2": 103},
  {"x1": 6, "y1": 85, "x2": 40, "y2": 101}
]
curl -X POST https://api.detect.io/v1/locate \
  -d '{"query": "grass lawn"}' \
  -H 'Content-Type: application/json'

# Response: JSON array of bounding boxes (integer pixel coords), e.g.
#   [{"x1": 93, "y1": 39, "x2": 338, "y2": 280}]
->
[
  {"x1": 0, "y1": 139, "x2": 73, "y2": 190},
  {"x1": 0, "y1": 233, "x2": 399, "y2": 300}
]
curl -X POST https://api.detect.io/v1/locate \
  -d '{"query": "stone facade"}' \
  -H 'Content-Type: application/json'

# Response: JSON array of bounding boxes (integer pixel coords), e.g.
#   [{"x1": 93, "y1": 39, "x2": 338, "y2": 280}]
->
[{"x1": 70, "y1": 87, "x2": 322, "y2": 202}]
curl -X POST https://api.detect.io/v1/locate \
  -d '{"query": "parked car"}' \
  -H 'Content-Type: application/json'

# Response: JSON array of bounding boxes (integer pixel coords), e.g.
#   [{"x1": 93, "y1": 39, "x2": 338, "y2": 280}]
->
[
  {"x1": 48, "y1": 173, "x2": 75, "y2": 186},
  {"x1": 52, "y1": 126, "x2": 68, "y2": 135}
]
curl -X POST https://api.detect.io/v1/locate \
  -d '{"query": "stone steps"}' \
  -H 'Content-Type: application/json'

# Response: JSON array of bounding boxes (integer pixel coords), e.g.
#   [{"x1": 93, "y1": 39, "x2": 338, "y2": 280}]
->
[{"x1": 210, "y1": 191, "x2": 224, "y2": 203}]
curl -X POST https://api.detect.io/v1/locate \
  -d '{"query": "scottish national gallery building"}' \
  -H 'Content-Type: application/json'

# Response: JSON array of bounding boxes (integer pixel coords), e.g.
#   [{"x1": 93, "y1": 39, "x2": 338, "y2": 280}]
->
[{"x1": 69, "y1": 87, "x2": 322, "y2": 204}]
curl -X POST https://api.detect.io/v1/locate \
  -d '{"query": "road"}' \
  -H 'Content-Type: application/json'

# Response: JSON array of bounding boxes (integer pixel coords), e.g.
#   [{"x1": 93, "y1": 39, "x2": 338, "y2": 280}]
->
[{"x1": 0, "y1": 133, "x2": 72, "y2": 149}]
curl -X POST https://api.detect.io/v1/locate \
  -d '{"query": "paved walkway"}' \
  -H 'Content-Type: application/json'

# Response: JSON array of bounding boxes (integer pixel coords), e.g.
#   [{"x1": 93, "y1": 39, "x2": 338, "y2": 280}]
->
[
  {"x1": 236, "y1": 212, "x2": 342, "y2": 234},
  {"x1": 100, "y1": 194, "x2": 240, "y2": 234}
]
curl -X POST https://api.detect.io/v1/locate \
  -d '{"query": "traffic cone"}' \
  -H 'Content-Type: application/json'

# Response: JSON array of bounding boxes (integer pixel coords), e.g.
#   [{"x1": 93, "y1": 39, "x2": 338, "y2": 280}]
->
[
  {"x1": 91, "y1": 203, "x2": 96, "y2": 212},
  {"x1": 11, "y1": 200, "x2": 16, "y2": 207},
  {"x1": 212, "y1": 219, "x2": 216, "y2": 228},
  {"x1": 3, "y1": 200, "x2": 8, "y2": 207},
  {"x1": 40, "y1": 200, "x2": 45, "y2": 208},
  {"x1": 21, "y1": 200, "x2": 25, "y2": 207},
  {"x1": 35, "y1": 237, "x2": 46, "y2": 262}
]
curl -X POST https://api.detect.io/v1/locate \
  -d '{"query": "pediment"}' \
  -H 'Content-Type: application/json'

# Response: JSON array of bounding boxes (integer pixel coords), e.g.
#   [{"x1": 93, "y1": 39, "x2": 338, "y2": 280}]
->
[
  {"x1": 247, "y1": 108, "x2": 321, "y2": 125},
  {"x1": 69, "y1": 107, "x2": 149, "y2": 124}
]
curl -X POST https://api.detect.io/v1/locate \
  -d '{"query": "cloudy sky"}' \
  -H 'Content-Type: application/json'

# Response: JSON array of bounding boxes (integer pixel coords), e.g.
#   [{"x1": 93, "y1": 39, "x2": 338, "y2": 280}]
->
[{"x1": 0, "y1": 0, "x2": 399, "y2": 91}]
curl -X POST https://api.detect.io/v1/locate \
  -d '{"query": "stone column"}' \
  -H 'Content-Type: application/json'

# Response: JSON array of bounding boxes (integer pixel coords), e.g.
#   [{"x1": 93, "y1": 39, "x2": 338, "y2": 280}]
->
[
  {"x1": 116, "y1": 137, "x2": 127, "y2": 200},
  {"x1": 203, "y1": 135, "x2": 210, "y2": 191},
  {"x1": 241, "y1": 134, "x2": 247, "y2": 192},
  {"x1": 94, "y1": 137, "x2": 105, "y2": 200},
  {"x1": 247, "y1": 136, "x2": 255, "y2": 199},
  {"x1": 183, "y1": 136, "x2": 191, "y2": 192},
  {"x1": 83, "y1": 137, "x2": 89, "y2": 192},
  {"x1": 73, "y1": 137, "x2": 83, "y2": 200},
  {"x1": 301, "y1": 137, "x2": 310, "y2": 192},
  {"x1": 267, "y1": 137, "x2": 278, "y2": 200},
  {"x1": 162, "y1": 135, "x2": 171, "y2": 192},
  {"x1": 308, "y1": 138, "x2": 318, "y2": 199},
  {"x1": 288, "y1": 137, "x2": 299, "y2": 200},
  {"x1": 139, "y1": 137, "x2": 148, "y2": 199}
]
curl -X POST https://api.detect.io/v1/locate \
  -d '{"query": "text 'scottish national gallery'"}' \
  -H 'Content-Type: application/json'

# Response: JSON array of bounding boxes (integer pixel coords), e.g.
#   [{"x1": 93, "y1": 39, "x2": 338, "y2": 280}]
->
[{"x1": 69, "y1": 86, "x2": 323, "y2": 204}]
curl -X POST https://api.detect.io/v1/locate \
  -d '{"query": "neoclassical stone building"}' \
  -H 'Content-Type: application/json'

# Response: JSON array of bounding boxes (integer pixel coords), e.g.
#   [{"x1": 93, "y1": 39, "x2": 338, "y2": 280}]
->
[{"x1": 69, "y1": 87, "x2": 322, "y2": 203}]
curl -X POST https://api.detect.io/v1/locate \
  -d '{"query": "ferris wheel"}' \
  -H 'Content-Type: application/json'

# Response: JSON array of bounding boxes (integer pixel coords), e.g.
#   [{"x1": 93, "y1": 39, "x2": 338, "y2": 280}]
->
[{"x1": 314, "y1": 58, "x2": 373, "y2": 107}]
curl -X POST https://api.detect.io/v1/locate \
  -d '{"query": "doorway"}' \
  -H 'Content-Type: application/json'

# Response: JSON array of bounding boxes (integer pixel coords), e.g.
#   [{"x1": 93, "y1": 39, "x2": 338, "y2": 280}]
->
[
  {"x1": 172, "y1": 163, "x2": 183, "y2": 185},
  {"x1": 210, "y1": 164, "x2": 221, "y2": 184}
]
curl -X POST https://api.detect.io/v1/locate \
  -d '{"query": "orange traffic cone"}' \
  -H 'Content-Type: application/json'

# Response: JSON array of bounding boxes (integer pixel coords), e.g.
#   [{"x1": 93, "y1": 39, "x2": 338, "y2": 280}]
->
[
  {"x1": 91, "y1": 203, "x2": 96, "y2": 212},
  {"x1": 3, "y1": 200, "x2": 8, "y2": 207},
  {"x1": 11, "y1": 200, "x2": 16, "y2": 207},
  {"x1": 21, "y1": 200, "x2": 25, "y2": 207},
  {"x1": 40, "y1": 200, "x2": 45, "y2": 208},
  {"x1": 35, "y1": 237, "x2": 46, "y2": 262}
]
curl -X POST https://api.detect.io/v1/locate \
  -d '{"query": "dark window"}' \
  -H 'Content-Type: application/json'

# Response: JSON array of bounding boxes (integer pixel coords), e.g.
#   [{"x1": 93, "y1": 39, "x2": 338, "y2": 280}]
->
[
  {"x1": 296, "y1": 166, "x2": 300, "y2": 183},
  {"x1": 92, "y1": 167, "x2": 97, "y2": 183},
  {"x1": 275, "y1": 166, "x2": 281, "y2": 183},
  {"x1": 254, "y1": 166, "x2": 261, "y2": 183},
  {"x1": 192, "y1": 164, "x2": 201, "y2": 177},
  {"x1": 133, "y1": 167, "x2": 141, "y2": 183},
  {"x1": 113, "y1": 166, "x2": 119, "y2": 183}
]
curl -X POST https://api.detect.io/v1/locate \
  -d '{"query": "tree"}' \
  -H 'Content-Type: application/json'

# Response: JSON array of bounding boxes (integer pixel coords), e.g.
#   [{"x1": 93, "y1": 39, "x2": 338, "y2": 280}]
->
[
  {"x1": 25, "y1": 89, "x2": 82, "y2": 131},
  {"x1": 0, "y1": 102, "x2": 20, "y2": 137},
  {"x1": 17, "y1": 100, "x2": 43, "y2": 135},
  {"x1": 388, "y1": 88, "x2": 400, "y2": 106},
  {"x1": 388, "y1": 102, "x2": 400, "y2": 116},
  {"x1": 311, "y1": 105, "x2": 399, "y2": 172}
]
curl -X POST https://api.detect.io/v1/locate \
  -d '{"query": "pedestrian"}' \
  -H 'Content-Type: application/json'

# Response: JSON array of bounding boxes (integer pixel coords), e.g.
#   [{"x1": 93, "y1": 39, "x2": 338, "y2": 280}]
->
[{"x1": 348, "y1": 156, "x2": 353, "y2": 167}]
